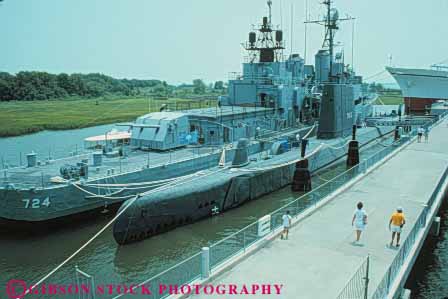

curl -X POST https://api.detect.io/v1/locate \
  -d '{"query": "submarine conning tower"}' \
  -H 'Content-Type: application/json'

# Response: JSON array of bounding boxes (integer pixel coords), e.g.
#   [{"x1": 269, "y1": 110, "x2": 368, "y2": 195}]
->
[
  {"x1": 220, "y1": 0, "x2": 307, "y2": 129},
  {"x1": 308, "y1": 0, "x2": 356, "y2": 139}
]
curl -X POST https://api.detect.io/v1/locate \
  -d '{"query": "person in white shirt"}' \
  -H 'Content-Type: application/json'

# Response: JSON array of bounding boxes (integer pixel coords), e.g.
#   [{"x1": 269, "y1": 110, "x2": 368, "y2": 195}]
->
[
  {"x1": 417, "y1": 127, "x2": 424, "y2": 143},
  {"x1": 424, "y1": 127, "x2": 429, "y2": 142},
  {"x1": 281, "y1": 210, "x2": 292, "y2": 240},
  {"x1": 352, "y1": 202, "x2": 368, "y2": 244}
]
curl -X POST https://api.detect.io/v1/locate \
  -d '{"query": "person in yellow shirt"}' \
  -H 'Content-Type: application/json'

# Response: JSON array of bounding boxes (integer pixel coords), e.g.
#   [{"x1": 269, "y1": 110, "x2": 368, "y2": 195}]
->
[{"x1": 389, "y1": 207, "x2": 406, "y2": 247}]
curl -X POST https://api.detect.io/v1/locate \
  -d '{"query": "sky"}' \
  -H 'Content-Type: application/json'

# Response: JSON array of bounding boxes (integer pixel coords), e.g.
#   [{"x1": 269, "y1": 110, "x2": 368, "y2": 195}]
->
[{"x1": 1, "y1": 0, "x2": 448, "y2": 85}]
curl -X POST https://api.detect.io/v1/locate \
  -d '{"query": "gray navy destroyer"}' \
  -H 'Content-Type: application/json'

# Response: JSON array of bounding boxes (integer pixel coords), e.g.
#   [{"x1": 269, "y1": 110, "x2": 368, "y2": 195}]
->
[{"x1": 112, "y1": 0, "x2": 396, "y2": 244}]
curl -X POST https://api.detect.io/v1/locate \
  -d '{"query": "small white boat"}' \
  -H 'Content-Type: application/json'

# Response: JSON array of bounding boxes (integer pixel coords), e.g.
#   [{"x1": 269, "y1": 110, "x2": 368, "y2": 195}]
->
[{"x1": 84, "y1": 129, "x2": 131, "y2": 149}]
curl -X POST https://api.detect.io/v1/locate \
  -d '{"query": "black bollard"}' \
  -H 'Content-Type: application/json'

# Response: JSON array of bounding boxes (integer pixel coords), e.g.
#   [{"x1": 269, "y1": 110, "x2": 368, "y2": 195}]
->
[
  {"x1": 292, "y1": 139, "x2": 312, "y2": 192},
  {"x1": 300, "y1": 139, "x2": 308, "y2": 158},
  {"x1": 394, "y1": 126, "x2": 400, "y2": 141},
  {"x1": 347, "y1": 125, "x2": 359, "y2": 167}
]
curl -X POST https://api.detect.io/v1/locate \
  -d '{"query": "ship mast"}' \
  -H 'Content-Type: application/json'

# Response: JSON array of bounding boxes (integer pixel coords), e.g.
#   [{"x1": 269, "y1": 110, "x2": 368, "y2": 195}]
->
[
  {"x1": 243, "y1": 0, "x2": 285, "y2": 63},
  {"x1": 268, "y1": 0, "x2": 272, "y2": 24},
  {"x1": 325, "y1": 0, "x2": 335, "y2": 77},
  {"x1": 305, "y1": 0, "x2": 354, "y2": 81}
]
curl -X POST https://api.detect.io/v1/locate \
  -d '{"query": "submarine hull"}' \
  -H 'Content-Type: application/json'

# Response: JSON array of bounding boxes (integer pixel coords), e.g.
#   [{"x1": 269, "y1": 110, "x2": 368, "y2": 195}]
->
[
  {"x1": 113, "y1": 167, "x2": 293, "y2": 245},
  {"x1": 113, "y1": 126, "x2": 395, "y2": 245}
]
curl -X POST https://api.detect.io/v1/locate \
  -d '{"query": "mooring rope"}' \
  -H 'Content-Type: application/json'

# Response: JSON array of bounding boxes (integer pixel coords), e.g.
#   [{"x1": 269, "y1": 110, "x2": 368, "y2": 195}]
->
[
  {"x1": 72, "y1": 172, "x2": 202, "y2": 199},
  {"x1": 316, "y1": 174, "x2": 332, "y2": 182},
  {"x1": 309, "y1": 139, "x2": 351, "y2": 150},
  {"x1": 83, "y1": 172, "x2": 199, "y2": 188},
  {"x1": 302, "y1": 123, "x2": 317, "y2": 139},
  {"x1": 23, "y1": 166, "x2": 228, "y2": 298}
]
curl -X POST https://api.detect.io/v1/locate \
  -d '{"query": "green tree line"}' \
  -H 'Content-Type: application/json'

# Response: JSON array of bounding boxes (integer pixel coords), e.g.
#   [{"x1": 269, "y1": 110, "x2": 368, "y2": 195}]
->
[{"x1": 0, "y1": 71, "x2": 164, "y2": 101}]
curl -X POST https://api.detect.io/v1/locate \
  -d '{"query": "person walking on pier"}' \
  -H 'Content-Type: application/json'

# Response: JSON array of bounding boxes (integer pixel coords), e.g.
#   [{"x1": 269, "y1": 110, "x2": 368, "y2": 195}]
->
[
  {"x1": 424, "y1": 127, "x2": 430, "y2": 142},
  {"x1": 417, "y1": 126, "x2": 424, "y2": 142},
  {"x1": 352, "y1": 202, "x2": 368, "y2": 244},
  {"x1": 389, "y1": 207, "x2": 406, "y2": 247},
  {"x1": 281, "y1": 210, "x2": 292, "y2": 240}
]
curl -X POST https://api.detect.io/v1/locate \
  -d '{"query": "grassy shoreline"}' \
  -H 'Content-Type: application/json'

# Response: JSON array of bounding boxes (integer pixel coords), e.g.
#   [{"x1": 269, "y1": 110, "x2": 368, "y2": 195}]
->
[
  {"x1": 374, "y1": 93, "x2": 403, "y2": 105},
  {"x1": 0, "y1": 97, "x2": 215, "y2": 137},
  {"x1": 0, "y1": 94, "x2": 402, "y2": 138}
]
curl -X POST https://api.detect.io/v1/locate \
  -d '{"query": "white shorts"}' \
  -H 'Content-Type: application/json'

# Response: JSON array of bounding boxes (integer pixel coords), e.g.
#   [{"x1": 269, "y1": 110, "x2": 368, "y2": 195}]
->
[
  {"x1": 354, "y1": 222, "x2": 366, "y2": 231},
  {"x1": 391, "y1": 225, "x2": 402, "y2": 233}
]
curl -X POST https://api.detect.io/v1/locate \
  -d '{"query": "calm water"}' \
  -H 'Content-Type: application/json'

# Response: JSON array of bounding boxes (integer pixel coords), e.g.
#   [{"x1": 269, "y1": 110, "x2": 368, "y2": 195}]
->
[
  {"x1": 0, "y1": 124, "x2": 118, "y2": 169},
  {"x1": 0, "y1": 160, "x2": 344, "y2": 298},
  {"x1": 0, "y1": 126, "x2": 440, "y2": 299},
  {"x1": 405, "y1": 194, "x2": 448, "y2": 299}
]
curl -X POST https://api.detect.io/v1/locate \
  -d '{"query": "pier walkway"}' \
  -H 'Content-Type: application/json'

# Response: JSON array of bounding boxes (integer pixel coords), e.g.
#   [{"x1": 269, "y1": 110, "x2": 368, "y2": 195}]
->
[{"x1": 188, "y1": 119, "x2": 448, "y2": 299}]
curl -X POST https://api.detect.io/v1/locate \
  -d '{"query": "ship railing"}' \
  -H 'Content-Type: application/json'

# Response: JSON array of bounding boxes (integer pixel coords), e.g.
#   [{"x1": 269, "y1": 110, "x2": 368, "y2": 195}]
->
[
  {"x1": 430, "y1": 63, "x2": 448, "y2": 71},
  {"x1": 228, "y1": 72, "x2": 242, "y2": 80},
  {"x1": 0, "y1": 144, "x2": 92, "y2": 171},
  {"x1": 0, "y1": 147, "x2": 220, "y2": 190},
  {"x1": 242, "y1": 55, "x2": 289, "y2": 64},
  {"x1": 234, "y1": 75, "x2": 301, "y2": 86},
  {"x1": 111, "y1": 120, "x2": 436, "y2": 299}
]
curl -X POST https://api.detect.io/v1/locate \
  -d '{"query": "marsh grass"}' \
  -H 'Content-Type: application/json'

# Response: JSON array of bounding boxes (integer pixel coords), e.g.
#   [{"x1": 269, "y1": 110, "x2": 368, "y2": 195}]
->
[
  {"x1": 0, "y1": 97, "x2": 215, "y2": 137},
  {"x1": 374, "y1": 92, "x2": 404, "y2": 105}
]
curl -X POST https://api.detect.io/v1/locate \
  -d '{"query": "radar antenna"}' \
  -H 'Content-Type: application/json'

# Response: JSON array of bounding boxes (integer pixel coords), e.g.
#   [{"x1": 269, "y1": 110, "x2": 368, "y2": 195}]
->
[{"x1": 243, "y1": 0, "x2": 285, "y2": 63}]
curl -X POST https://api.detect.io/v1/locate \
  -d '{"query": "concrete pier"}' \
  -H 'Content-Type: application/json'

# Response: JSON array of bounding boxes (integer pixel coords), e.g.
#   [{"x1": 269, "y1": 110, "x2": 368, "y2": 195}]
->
[{"x1": 185, "y1": 118, "x2": 448, "y2": 299}]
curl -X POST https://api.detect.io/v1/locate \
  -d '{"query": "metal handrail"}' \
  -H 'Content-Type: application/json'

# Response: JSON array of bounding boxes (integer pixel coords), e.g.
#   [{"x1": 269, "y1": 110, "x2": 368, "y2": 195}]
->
[
  {"x1": 371, "y1": 165, "x2": 448, "y2": 299},
  {"x1": 336, "y1": 256, "x2": 370, "y2": 299},
  {"x1": 112, "y1": 252, "x2": 202, "y2": 299},
  {"x1": 340, "y1": 111, "x2": 448, "y2": 299}
]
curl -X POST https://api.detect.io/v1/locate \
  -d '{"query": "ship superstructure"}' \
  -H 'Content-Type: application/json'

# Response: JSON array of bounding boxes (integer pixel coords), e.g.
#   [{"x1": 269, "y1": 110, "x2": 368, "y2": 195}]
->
[
  {"x1": 305, "y1": 0, "x2": 367, "y2": 138},
  {"x1": 387, "y1": 65, "x2": 448, "y2": 114},
  {"x1": 112, "y1": 0, "x2": 395, "y2": 245},
  {"x1": 220, "y1": 0, "x2": 306, "y2": 129}
]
